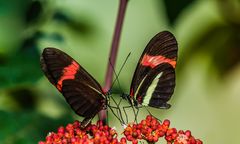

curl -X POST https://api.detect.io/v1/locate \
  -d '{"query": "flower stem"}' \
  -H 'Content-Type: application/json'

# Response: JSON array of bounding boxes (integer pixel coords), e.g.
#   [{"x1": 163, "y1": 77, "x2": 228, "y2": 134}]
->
[
  {"x1": 98, "y1": 0, "x2": 128, "y2": 124},
  {"x1": 104, "y1": 0, "x2": 128, "y2": 92}
]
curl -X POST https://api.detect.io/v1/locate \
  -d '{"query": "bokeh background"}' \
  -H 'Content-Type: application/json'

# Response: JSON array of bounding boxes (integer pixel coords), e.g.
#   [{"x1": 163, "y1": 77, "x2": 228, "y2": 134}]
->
[{"x1": 0, "y1": 0, "x2": 240, "y2": 143}]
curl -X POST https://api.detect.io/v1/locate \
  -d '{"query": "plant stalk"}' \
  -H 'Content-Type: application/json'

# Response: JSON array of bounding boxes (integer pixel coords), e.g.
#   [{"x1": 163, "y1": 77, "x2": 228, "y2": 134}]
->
[{"x1": 98, "y1": 0, "x2": 128, "y2": 124}]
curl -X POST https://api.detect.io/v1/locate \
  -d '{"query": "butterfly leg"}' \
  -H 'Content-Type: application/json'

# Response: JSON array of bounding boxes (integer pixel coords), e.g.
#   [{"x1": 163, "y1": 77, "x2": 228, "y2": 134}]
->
[
  {"x1": 135, "y1": 106, "x2": 139, "y2": 123},
  {"x1": 107, "y1": 95, "x2": 126, "y2": 125},
  {"x1": 115, "y1": 96, "x2": 129, "y2": 124},
  {"x1": 132, "y1": 105, "x2": 143, "y2": 123},
  {"x1": 108, "y1": 104, "x2": 126, "y2": 125},
  {"x1": 122, "y1": 105, "x2": 132, "y2": 123},
  {"x1": 143, "y1": 106, "x2": 162, "y2": 122},
  {"x1": 122, "y1": 104, "x2": 140, "y2": 124}
]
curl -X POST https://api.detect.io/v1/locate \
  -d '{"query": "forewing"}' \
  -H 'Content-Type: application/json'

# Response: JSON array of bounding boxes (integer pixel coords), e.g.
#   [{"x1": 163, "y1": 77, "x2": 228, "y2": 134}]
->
[
  {"x1": 40, "y1": 47, "x2": 105, "y2": 118},
  {"x1": 130, "y1": 31, "x2": 178, "y2": 108},
  {"x1": 136, "y1": 63, "x2": 175, "y2": 108}
]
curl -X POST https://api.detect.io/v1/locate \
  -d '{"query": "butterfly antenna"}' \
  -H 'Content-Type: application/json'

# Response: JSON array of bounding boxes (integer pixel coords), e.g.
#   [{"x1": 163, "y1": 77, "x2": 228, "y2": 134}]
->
[
  {"x1": 109, "y1": 52, "x2": 131, "y2": 93},
  {"x1": 107, "y1": 59, "x2": 126, "y2": 123},
  {"x1": 107, "y1": 52, "x2": 132, "y2": 124},
  {"x1": 108, "y1": 58, "x2": 124, "y2": 94}
]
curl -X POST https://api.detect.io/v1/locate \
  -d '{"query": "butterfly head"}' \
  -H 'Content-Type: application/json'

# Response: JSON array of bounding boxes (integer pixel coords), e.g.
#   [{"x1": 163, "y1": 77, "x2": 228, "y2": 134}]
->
[{"x1": 120, "y1": 93, "x2": 134, "y2": 106}]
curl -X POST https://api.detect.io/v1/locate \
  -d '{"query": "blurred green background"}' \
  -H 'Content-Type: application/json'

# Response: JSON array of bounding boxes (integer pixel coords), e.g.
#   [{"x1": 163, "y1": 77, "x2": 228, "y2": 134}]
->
[{"x1": 0, "y1": 0, "x2": 240, "y2": 143}]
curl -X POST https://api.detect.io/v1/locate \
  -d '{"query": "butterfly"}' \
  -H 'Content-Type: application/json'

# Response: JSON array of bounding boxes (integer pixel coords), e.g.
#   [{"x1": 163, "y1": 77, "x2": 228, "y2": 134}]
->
[
  {"x1": 126, "y1": 31, "x2": 178, "y2": 109},
  {"x1": 40, "y1": 31, "x2": 177, "y2": 128},
  {"x1": 40, "y1": 48, "x2": 107, "y2": 128}
]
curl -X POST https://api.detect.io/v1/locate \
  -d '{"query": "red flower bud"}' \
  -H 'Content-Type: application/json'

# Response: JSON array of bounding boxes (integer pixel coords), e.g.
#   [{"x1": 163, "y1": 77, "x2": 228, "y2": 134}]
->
[{"x1": 39, "y1": 115, "x2": 202, "y2": 144}]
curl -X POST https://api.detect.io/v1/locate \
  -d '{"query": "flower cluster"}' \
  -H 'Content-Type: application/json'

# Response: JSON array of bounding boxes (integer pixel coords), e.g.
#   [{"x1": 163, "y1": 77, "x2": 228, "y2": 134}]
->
[
  {"x1": 39, "y1": 115, "x2": 203, "y2": 144},
  {"x1": 39, "y1": 120, "x2": 121, "y2": 144},
  {"x1": 123, "y1": 115, "x2": 203, "y2": 144}
]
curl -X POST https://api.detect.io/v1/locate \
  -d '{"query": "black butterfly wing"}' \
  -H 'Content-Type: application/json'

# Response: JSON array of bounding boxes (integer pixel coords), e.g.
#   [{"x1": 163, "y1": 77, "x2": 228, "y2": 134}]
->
[
  {"x1": 40, "y1": 48, "x2": 105, "y2": 121},
  {"x1": 130, "y1": 31, "x2": 178, "y2": 108},
  {"x1": 135, "y1": 63, "x2": 175, "y2": 108}
]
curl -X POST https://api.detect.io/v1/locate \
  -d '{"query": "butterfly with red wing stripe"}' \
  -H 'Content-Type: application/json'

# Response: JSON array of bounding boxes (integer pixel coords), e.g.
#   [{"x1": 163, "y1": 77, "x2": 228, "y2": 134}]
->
[
  {"x1": 40, "y1": 48, "x2": 106, "y2": 128},
  {"x1": 128, "y1": 31, "x2": 178, "y2": 109},
  {"x1": 40, "y1": 31, "x2": 177, "y2": 128}
]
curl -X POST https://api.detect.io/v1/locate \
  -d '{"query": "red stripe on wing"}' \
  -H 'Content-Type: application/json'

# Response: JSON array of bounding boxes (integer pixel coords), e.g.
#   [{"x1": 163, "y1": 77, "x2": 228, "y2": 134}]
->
[
  {"x1": 57, "y1": 61, "x2": 79, "y2": 91},
  {"x1": 141, "y1": 54, "x2": 176, "y2": 69}
]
